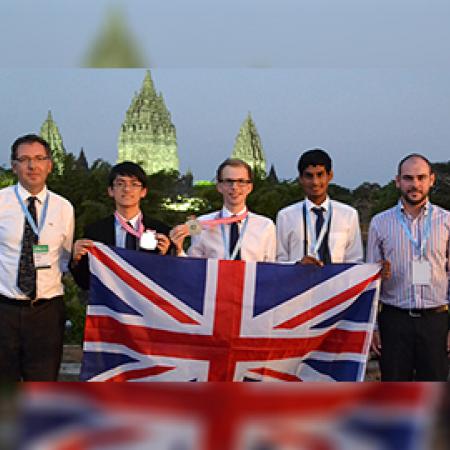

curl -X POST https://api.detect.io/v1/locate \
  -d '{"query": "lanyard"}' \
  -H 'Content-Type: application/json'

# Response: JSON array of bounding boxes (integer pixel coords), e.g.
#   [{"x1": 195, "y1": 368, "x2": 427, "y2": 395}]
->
[
  {"x1": 396, "y1": 204, "x2": 432, "y2": 258},
  {"x1": 14, "y1": 185, "x2": 49, "y2": 238},
  {"x1": 302, "y1": 202, "x2": 332, "y2": 258},
  {"x1": 114, "y1": 211, "x2": 145, "y2": 238},
  {"x1": 220, "y1": 212, "x2": 249, "y2": 260}
]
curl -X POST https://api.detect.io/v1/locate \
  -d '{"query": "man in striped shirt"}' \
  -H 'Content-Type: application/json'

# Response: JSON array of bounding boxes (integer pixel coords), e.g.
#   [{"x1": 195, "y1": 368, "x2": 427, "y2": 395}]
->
[{"x1": 367, "y1": 154, "x2": 449, "y2": 381}]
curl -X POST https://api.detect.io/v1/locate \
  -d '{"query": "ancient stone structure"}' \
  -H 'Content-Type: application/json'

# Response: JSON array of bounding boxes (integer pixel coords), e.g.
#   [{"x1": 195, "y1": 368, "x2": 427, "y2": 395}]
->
[
  {"x1": 40, "y1": 110, "x2": 66, "y2": 175},
  {"x1": 231, "y1": 113, "x2": 266, "y2": 177},
  {"x1": 117, "y1": 70, "x2": 179, "y2": 174}
]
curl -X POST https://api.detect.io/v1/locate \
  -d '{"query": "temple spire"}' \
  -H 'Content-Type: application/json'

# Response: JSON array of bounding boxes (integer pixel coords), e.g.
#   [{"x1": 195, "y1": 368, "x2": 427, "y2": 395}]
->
[
  {"x1": 40, "y1": 110, "x2": 66, "y2": 175},
  {"x1": 231, "y1": 112, "x2": 266, "y2": 178}
]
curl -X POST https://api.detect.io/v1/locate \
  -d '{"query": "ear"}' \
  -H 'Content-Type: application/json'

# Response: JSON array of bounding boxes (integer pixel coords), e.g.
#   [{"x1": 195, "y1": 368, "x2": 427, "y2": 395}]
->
[
  {"x1": 140, "y1": 187, "x2": 148, "y2": 199},
  {"x1": 395, "y1": 175, "x2": 401, "y2": 189},
  {"x1": 107, "y1": 186, "x2": 114, "y2": 198},
  {"x1": 430, "y1": 172, "x2": 436, "y2": 187},
  {"x1": 11, "y1": 161, "x2": 18, "y2": 175},
  {"x1": 328, "y1": 169, "x2": 334, "y2": 182},
  {"x1": 216, "y1": 182, "x2": 224, "y2": 195}
]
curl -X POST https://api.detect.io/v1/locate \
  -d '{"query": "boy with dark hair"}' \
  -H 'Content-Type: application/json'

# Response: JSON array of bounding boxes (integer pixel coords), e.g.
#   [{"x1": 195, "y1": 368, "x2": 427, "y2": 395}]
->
[
  {"x1": 276, "y1": 148, "x2": 363, "y2": 265},
  {"x1": 71, "y1": 161, "x2": 171, "y2": 290}
]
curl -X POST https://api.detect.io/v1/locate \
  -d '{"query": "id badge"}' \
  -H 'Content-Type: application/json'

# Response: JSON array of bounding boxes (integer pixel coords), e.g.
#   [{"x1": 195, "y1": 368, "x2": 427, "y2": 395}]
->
[
  {"x1": 33, "y1": 244, "x2": 51, "y2": 269},
  {"x1": 412, "y1": 260, "x2": 431, "y2": 285}
]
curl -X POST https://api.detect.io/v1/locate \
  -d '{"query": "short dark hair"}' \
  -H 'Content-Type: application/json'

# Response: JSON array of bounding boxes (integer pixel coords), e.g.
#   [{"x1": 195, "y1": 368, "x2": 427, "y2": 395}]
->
[
  {"x1": 11, "y1": 134, "x2": 52, "y2": 161},
  {"x1": 297, "y1": 149, "x2": 332, "y2": 176},
  {"x1": 108, "y1": 161, "x2": 147, "y2": 188},
  {"x1": 397, "y1": 153, "x2": 433, "y2": 176},
  {"x1": 216, "y1": 158, "x2": 253, "y2": 181}
]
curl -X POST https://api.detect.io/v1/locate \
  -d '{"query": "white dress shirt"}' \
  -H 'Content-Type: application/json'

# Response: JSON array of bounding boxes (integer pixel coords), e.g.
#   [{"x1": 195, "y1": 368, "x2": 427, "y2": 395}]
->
[
  {"x1": 0, "y1": 184, "x2": 74, "y2": 299},
  {"x1": 188, "y1": 207, "x2": 276, "y2": 262},
  {"x1": 114, "y1": 212, "x2": 141, "y2": 248},
  {"x1": 276, "y1": 197, "x2": 363, "y2": 263}
]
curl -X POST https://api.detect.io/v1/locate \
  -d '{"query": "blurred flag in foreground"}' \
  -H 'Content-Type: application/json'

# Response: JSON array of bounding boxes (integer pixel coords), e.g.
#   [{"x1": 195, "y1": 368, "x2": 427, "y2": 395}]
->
[
  {"x1": 17, "y1": 383, "x2": 442, "y2": 450},
  {"x1": 81, "y1": 243, "x2": 380, "y2": 381}
]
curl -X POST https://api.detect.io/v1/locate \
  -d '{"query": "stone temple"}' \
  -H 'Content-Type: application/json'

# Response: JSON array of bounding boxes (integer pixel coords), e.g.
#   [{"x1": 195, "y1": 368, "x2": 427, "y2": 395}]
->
[
  {"x1": 117, "y1": 71, "x2": 179, "y2": 174},
  {"x1": 231, "y1": 113, "x2": 266, "y2": 177},
  {"x1": 40, "y1": 110, "x2": 66, "y2": 175}
]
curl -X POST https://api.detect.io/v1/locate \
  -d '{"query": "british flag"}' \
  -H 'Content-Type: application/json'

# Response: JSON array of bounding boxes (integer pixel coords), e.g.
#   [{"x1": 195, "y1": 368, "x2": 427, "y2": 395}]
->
[{"x1": 80, "y1": 243, "x2": 381, "y2": 382}]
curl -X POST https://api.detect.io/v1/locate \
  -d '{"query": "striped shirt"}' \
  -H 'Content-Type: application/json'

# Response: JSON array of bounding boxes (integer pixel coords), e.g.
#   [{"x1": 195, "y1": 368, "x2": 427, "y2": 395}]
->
[{"x1": 367, "y1": 200, "x2": 450, "y2": 309}]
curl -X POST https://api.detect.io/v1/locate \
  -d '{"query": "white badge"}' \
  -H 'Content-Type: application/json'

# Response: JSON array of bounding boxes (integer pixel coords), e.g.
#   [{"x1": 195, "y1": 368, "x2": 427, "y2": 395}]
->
[
  {"x1": 412, "y1": 260, "x2": 431, "y2": 285},
  {"x1": 33, "y1": 244, "x2": 51, "y2": 270},
  {"x1": 139, "y1": 230, "x2": 157, "y2": 250}
]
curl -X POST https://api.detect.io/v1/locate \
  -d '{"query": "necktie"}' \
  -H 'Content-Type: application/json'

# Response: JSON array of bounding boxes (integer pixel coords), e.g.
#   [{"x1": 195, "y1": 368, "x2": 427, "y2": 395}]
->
[
  {"x1": 125, "y1": 222, "x2": 137, "y2": 250},
  {"x1": 229, "y1": 219, "x2": 241, "y2": 260},
  {"x1": 18, "y1": 196, "x2": 38, "y2": 299},
  {"x1": 312, "y1": 207, "x2": 331, "y2": 264}
]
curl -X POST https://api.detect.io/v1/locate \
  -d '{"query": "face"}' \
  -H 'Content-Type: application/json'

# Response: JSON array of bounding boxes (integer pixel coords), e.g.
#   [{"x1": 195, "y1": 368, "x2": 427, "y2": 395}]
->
[
  {"x1": 396, "y1": 157, "x2": 435, "y2": 207},
  {"x1": 298, "y1": 165, "x2": 333, "y2": 204},
  {"x1": 216, "y1": 165, "x2": 253, "y2": 212},
  {"x1": 108, "y1": 175, "x2": 147, "y2": 209},
  {"x1": 12, "y1": 141, "x2": 53, "y2": 194}
]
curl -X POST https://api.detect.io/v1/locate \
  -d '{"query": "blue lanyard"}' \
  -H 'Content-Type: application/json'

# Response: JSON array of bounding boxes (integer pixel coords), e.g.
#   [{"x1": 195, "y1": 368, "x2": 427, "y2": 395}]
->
[
  {"x1": 396, "y1": 203, "x2": 432, "y2": 258},
  {"x1": 14, "y1": 185, "x2": 49, "y2": 238},
  {"x1": 220, "y1": 212, "x2": 249, "y2": 260},
  {"x1": 303, "y1": 202, "x2": 332, "y2": 258}
]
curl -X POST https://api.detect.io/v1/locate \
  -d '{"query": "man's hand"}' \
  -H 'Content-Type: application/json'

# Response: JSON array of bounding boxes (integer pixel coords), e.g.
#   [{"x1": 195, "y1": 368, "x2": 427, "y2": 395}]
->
[
  {"x1": 297, "y1": 255, "x2": 324, "y2": 267},
  {"x1": 72, "y1": 239, "x2": 94, "y2": 263},
  {"x1": 156, "y1": 234, "x2": 171, "y2": 255},
  {"x1": 379, "y1": 259, "x2": 391, "y2": 280},
  {"x1": 371, "y1": 330, "x2": 382, "y2": 357},
  {"x1": 169, "y1": 224, "x2": 190, "y2": 256}
]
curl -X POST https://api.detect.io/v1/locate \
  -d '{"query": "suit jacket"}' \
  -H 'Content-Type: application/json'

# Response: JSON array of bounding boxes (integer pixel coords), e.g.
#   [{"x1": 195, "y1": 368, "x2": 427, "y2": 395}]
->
[{"x1": 70, "y1": 214, "x2": 171, "y2": 290}]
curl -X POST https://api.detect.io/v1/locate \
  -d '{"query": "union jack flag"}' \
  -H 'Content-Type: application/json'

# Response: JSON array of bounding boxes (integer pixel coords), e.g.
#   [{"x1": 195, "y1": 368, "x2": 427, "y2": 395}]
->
[
  {"x1": 80, "y1": 243, "x2": 381, "y2": 382},
  {"x1": 18, "y1": 383, "x2": 441, "y2": 450}
]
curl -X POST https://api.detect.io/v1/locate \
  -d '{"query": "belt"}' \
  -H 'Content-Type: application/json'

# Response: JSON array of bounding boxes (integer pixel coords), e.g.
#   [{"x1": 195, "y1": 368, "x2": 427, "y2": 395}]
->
[
  {"x1": 380, "y1": 302, "x2": 449, "y2": 317},
  {"x1": 0, "y1": 294, "x2": 62, "y2": 307}
]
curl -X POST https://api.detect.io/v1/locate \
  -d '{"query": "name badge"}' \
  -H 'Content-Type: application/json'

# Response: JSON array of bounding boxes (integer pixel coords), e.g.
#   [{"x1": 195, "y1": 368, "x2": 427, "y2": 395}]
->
[
  {"x1": 33, "y1": 244, "x2": 51, "y2": 270},
  {"x1": 412, "y1": 260, "x2": 431, "y2": 285}
]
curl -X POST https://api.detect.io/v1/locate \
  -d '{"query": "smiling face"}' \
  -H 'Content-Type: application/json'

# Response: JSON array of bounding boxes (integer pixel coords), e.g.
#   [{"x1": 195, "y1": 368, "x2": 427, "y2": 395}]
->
[
  {"x1": 396, "y1": 156, "x2": 435, "y2": 208},
  {"x1": 216, "y1": 165, "x2": 253, "y2": 213},
  {"x1": 298, "y1": 164, "x2": 333, "y2": 205},
  {"x1": 108, "y1": 175, "x2": 147, "y2": 212},
  {"x1": 12, "y1": 141, "x2": 52, "y2": 194}
]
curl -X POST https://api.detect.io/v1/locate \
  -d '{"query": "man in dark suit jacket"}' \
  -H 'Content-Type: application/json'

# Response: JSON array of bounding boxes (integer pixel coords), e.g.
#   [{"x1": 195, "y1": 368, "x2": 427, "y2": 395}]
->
[{"x1": 70, "y1": 161, "x2": 171, "y2": 290}]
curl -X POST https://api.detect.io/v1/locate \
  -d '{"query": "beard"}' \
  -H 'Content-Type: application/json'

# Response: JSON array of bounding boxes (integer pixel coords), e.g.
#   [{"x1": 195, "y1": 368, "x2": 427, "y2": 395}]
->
[{"x1": 401, "y1": 189, "x2": 429, "y2": 206}]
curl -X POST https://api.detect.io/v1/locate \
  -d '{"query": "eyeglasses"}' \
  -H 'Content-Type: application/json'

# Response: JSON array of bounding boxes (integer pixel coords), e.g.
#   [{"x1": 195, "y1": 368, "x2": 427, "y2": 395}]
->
[
  {"x1": 219, "y1": 178, "x2": 253, "y2": 187},
  {"x1": 113, "y1": 180, "x2": 143, "y2": 190},
  {"x1": 14, "y1": 156, "x2": 51, "y2": 164}
]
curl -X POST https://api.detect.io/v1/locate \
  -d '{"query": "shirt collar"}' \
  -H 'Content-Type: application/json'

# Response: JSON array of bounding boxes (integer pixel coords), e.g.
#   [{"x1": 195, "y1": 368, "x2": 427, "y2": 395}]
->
[
  {"x1": 17, "y1": 183, "x2": 47, "y2": 204},
  {"x1": 115, "y1": 211, "x2": 141, "y2": 229},
  {"x1": 304, "y1": 196, "x2": 330, "y2": 212},
  {"x1": 398, "y1": 199, "x2": 431, "y2": 218},
  {"x1": 221, "y1": 206, "x2": 247, "y2": 218}
]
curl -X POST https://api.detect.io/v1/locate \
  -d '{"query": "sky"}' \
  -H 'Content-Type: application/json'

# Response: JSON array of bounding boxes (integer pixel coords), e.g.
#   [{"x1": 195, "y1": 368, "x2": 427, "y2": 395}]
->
[{"x1": 1, "y1": 0, "x2": 449, "y2": 188}]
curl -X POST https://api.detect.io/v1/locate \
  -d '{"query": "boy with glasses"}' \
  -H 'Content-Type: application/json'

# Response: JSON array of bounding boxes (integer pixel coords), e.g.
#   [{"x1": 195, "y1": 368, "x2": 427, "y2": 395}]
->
[
  {"x1": 170, "y1": 158, "x2": 276, "y2": 261},
  {"x1": 71, "y1": 161, "x2": 171, "y2": 290}
]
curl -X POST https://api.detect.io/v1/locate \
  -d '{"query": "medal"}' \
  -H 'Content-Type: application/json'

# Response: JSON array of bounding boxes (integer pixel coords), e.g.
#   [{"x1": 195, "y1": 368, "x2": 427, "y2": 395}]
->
[
  {"x1": 186, "y1": 219, "x2": 202, "y2": 236},
  {"x1": 139, "y1": 230, "x2": 158, "y2": 250}
]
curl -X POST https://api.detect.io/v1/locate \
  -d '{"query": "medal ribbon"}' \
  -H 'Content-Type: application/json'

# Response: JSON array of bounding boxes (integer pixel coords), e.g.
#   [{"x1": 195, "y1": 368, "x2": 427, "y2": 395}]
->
[{"x1": 114, "y1": 211, "x2": 145, "y2": 238}]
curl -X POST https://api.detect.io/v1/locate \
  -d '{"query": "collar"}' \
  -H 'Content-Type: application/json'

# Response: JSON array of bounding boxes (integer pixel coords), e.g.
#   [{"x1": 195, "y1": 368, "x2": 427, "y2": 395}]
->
[
  {"x1": 221, "y1": 206, "x2": 247, "y2": 218},
  {"x1": 17, "y1": 183, "x2": 47, "y2": 204},
  {"x1": 115, "y1": 211, "x2": 141, "y2": 229},
  {"x1": 398, "y1": 199, "x2": 431, "y2": 219},
  {"x1": 304, "y1": 196, "x2": 330, "y2": 212}
]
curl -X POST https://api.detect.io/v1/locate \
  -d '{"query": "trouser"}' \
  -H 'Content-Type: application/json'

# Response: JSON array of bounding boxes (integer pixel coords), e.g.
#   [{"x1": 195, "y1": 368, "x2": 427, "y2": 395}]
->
[
  {"x1": 378, "y1": 303, "x2": 449, "y2": 381},
  {"x1": 0, "y1": 295, "x2": 65, "y2": 381}
]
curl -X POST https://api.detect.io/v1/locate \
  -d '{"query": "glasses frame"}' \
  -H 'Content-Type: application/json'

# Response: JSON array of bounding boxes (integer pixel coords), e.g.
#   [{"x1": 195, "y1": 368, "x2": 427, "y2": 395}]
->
[{"x1": 218, "y1": 178, "x2": 253, "y2": 187}]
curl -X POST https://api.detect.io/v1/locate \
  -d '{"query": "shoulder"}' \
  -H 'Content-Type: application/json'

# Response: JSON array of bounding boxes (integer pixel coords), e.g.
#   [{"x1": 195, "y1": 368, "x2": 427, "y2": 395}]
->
[
  {"x1": 197, "y1": 210, "x2": 220, "y2": 221},
  {"x1": 48, "y1": 190, "x2": 74, "y2": 212},
  {"x1": 85, "y1": 215, "x2": 114, "y2": 234},
  {"x1": 0, "y1": 185, "x2": 14, "y2": 200},
  {"x1": 248, "y1": 211, "x2": 275, "y2": 227},
  {"x1": 276, "y1": 201, "x2": 303, "y2": 220},
  {"x1": 142, "y1": 215, "x2": 170, "y2": 234},
  {"x1": 369, "y1": 206, "x2": 396, "y2": 227},
  {"x1": 330, "y1": 200, "x2": 358, "y2": 216}
]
